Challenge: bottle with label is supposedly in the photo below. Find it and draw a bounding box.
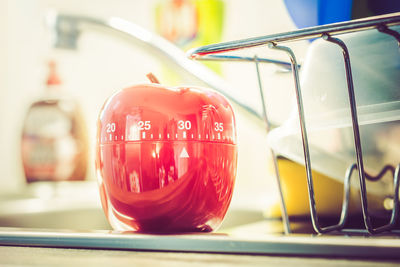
[21,61,88,183]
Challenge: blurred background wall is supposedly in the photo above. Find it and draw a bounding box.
[0,0,308,210]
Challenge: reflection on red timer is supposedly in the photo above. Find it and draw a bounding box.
[96,79,237,233]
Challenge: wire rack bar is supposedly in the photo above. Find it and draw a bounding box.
[188,12,400,58]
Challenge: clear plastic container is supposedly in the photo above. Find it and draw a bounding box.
[268,26,400,203]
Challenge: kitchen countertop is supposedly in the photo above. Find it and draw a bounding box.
[1,245,400,267]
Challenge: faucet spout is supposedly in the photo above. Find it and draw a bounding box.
[45,11,262,121]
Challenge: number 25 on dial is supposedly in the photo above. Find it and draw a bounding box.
[138,121,151,130]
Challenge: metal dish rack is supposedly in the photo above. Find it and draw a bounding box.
[188,12,400,236]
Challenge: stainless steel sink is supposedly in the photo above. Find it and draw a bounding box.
[2,181,399,259]
[0,181,108,230]
[0,181,265,231]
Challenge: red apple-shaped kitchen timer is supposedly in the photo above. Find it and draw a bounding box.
[96,74,237,233]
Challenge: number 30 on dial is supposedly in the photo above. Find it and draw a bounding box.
[178,120,191,130]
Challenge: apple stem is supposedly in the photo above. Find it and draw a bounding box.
[146,73,160,84]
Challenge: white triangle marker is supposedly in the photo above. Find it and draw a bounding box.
[179,147,189,158]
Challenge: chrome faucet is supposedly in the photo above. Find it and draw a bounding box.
[45,11,263,121]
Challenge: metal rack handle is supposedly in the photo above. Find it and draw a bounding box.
[269,42,351,234]
[323,33,400,234]
[253,56,291,234]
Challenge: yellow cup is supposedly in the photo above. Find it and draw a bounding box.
[267,158,386,219]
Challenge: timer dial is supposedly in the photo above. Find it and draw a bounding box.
[96,83,237,233]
